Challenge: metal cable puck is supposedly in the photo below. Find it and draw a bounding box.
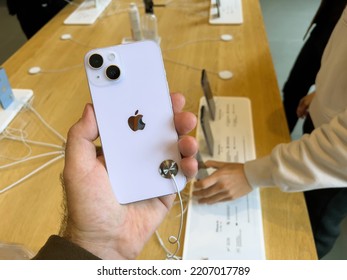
[159,160,178,178]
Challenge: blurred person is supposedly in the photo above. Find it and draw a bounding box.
[194,6,347,259]
[6,0,70,39]
[282,0,347,133]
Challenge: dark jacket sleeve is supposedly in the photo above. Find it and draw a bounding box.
[312,0,347,25]
[6,0,17,15]
[303,0,347,39]
[32,235,101,260]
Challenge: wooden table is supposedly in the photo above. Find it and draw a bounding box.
[0,0,316,259]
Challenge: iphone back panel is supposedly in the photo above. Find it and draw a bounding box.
[84,41,186,204]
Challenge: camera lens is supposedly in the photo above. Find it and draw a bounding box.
[106,65,121,80]
[89,53,103,69]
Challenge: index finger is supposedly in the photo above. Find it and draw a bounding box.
[194,172,219,190]
[170,93,185,113]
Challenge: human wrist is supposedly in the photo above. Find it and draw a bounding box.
[62,227,130,260]
[244,156,274,188]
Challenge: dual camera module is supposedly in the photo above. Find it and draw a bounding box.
[88,53,121,80]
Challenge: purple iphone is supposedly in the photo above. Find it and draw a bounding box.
[84,41,186,204]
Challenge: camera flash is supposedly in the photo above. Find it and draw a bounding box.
[107,53,116,61]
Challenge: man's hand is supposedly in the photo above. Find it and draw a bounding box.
[62,93,198,259]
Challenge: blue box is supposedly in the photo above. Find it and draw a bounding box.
[0,67,15,109]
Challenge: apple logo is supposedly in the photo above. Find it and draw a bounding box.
[128,110,146,131]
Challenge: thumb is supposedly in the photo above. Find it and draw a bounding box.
[75,103,99,142]
[64,104,99,176]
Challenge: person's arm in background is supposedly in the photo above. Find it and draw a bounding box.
[194,108,347,204]
[296,92,316,119]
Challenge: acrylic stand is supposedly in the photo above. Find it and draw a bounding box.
[0,89,33,134]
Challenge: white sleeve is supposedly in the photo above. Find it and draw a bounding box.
[244,108,347,192]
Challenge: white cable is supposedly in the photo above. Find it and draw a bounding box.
[0,151,64,169]
[164,56,233,80]
[0,154,64,194]
[100,7,130,19]
[163,56,219,76]
[70,38,94,48]
[2,127,63,150]
[167,173,184,257]
[3,135,64,150]
[165,0,208,17]
[0,128,32,160]
[61,34,96,48]
[29,64,83,75]
[164,38,222,52]
[155,231,181,260]
[164,56,204,72]
[25,104,66,144]
[155,173,184,260]
[0,102,66,194]
[172,191,190,217]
